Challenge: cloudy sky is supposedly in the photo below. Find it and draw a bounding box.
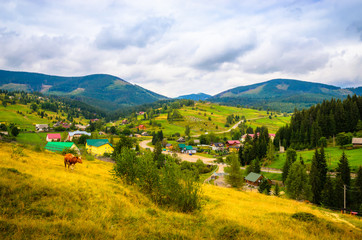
[1,0,362,97]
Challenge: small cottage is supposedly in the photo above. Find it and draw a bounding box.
[67,131,91,141]
[35,124,49,132]
[244,172,271,187]
[352,138,362,148]
[86,139,114,156]
[46,133,61,142]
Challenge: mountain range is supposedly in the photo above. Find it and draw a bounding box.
[1,69,361,112]
[209,79,360,112]
[0,70,167,111]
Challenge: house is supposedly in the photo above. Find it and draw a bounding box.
[99,131,106,135]
[185,145,197,154]
[45,142,79,154]
[141,131,150,136]
[86,139,114,156]
[352,138,362,148]
[67,131,91,141]
[46,133,61,142]
[228,145,240,153]
[176,137,185,142]
[244,172,271,187]
[0,131,9,136]
[137,111,145,115]
[166,143,173,150]
[35,124,49,132]
[211,142,224,151]
[226,140,240,148]
[90,119,99,123]
[194,139,200,144]
[178,143,186,151]
[121,119,128,125]
[241,133,276,142]
[75,124,88,131]
[138,125,146,130]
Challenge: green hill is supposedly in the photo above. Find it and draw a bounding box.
[210,79,358,112]
[176,93,211,101]
[1,143,361,239]
[0,70,168,111]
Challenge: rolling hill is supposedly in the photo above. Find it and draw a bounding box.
[1,142,361,239]
[176,93,211,101]
[210,79,359,112]
[0,70,168,111]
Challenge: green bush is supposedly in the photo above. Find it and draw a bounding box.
[113,148,202,212]
[291,212,317,222]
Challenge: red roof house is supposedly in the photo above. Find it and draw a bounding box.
[138,125,146,130]
[46,133,61,142]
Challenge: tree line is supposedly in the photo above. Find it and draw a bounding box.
[275,95,362,150]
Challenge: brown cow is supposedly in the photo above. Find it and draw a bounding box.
[64,153,82,170]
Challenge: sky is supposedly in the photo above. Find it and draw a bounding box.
[1,0,362,97]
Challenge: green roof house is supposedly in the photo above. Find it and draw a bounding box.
[45,142,79,153]
[244,172,271,186]
[86,139,114,156]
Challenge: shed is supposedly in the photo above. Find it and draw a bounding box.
[176,137,185,142]
[352,138,362,148]
[45,142,79,154]
[244,172,269,187]
[67,131,91,141]
[46,133,61,142]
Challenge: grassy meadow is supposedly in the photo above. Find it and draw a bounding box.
[268,147,362,172]
[115,102,291,136]
[0,102,88,131]
[1,142,361,239]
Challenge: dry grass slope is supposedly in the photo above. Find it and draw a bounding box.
[0,142,361,239]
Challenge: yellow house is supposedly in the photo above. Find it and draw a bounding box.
[86,139,114,156]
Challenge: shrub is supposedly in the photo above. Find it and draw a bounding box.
[291,212,317,222]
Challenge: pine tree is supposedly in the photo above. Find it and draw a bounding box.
[321,176,335,208]
[310,149,322,204]
[225,154,244,188]
[354,166,362,208]
[282,148,297,183]
[274,183,280,196]
[285,160,312,200]
[238,145,245,166]
[336,152,351,186]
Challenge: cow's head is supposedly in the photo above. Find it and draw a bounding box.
[77,156,83,164]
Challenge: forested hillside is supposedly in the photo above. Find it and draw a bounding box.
[275,95,362,149]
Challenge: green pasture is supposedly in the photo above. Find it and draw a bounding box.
[268,147,362,172]
[16,132,49,146]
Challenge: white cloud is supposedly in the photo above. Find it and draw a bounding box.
[0,0,362,97]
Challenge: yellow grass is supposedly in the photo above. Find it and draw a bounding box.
[1,142,361,239]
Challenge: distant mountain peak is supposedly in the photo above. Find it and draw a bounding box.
[176,93,211,101]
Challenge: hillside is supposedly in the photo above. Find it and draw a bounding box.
[1,143,361,239]
[176,93,211,101]
[210,79,358,112]
[0,70,168,111]
[115,102,291,136]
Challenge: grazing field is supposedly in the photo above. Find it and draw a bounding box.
[0,103,88,130]
[268,147,362,172]
[0,142,361,239]
[121,103,291,136]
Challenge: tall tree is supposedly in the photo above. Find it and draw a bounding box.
[282,148,297,183]
[309,148,327,204]
[285,160,312,200]
[336,152,351,187]
[225,153,244,188]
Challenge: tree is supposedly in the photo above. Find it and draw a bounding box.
[225,154,244,188]
[336,152,351,186]
[11,126,20,137]
[282,148,297,183]
[258,178,271,195]
[153,141,165,168]
[266,141,275,163]
[185,125,190,138]
[61,131,68,141]
[309,148,327,204]
[321,176,335,208]
[110,126,117,134]
[113,135,133,158]
[274,183,280,196]
[355,166,362,209]
[285,160,312,200]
